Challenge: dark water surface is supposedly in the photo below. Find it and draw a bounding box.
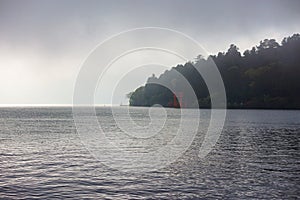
[0,107,299,199]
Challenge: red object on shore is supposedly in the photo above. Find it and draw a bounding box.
[173,92,183,108]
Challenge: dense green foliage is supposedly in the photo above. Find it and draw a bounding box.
[129,34,300,109]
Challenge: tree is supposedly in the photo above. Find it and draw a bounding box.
[257,39,279,51]
[129,33,300,109]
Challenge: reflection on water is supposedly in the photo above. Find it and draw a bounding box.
[0,107,299,199]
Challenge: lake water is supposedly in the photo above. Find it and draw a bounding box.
[0,107,299,199]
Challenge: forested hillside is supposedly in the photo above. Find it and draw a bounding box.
[129,34,300,109]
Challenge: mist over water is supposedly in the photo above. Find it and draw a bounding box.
[0,107,299,199]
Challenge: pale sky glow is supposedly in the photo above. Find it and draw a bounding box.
[0,0,299,105]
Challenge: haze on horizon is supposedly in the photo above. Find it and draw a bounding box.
[0,0,299,105]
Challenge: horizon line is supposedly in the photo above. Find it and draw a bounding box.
[0,104,129,107]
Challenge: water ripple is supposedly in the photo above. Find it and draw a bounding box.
[0,108,299,199]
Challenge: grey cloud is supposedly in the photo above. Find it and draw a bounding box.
[0,0,299,104]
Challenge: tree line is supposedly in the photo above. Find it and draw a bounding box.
[129,34,300,109]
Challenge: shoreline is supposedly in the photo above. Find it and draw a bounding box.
[0,104,299,110]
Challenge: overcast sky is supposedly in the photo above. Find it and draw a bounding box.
[0,0,299,105]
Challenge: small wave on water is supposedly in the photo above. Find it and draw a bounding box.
[0,107,299,199]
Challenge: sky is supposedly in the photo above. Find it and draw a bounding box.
[0,0,299,105]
